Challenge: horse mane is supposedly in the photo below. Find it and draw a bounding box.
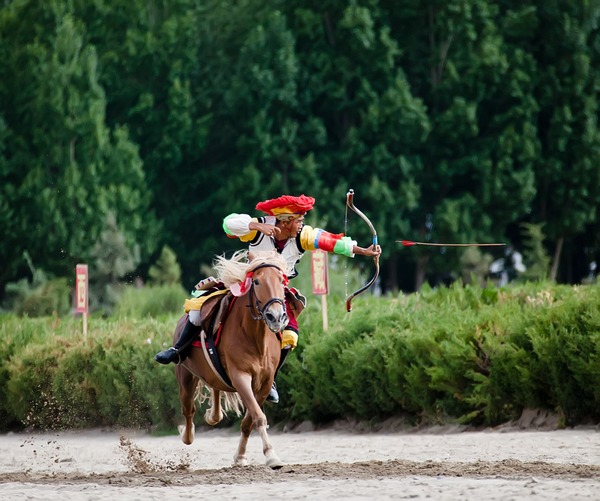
[213,250,289,287]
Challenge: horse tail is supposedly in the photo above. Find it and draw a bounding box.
[193,381,209,406]
[193,384,245,417]
[222,392,245,417]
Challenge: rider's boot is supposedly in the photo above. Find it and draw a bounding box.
[154,317,200,365]
[267,347,291,404]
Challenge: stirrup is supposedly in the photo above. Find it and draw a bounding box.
[154,347,180,365]
[266,382,279,404]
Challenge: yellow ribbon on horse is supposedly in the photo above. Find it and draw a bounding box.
[184,288,229,313]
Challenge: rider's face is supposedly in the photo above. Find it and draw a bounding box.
[287,216,304,237]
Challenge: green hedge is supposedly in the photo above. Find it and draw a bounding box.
[272,282,600,427]
[1,281,599,432]
[0,315,182,431]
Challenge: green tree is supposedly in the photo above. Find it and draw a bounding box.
[194,4,324,257]
[388,0,538,290]
[71,0,228,284]
[519,222,550,281]
[278,1,430,292]
[148,246,182,286]
[522,1,600,281]
[90,212,140,311]
[3,0,600,295]
[0,1,159,298]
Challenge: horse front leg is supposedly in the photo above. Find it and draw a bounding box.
[204,388,224,426]
[176,365,198,445]
[231,373,283,469]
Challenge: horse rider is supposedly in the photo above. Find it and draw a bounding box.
[155,194,381,404]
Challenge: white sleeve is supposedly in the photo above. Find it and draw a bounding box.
[223,213,254,237]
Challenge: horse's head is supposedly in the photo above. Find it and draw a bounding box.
[247,252,289,333]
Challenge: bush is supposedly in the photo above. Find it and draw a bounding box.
[6,277,72,317]
[1,282,599,432]
[1,315,182,432]
[113,284,188,319]
[0,316,51,429]
[278,282,600,428]
[528,288,600,424]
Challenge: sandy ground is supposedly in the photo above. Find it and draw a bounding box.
[1,424,599,500]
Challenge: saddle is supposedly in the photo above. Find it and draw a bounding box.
[286,287,306,316]
[184,276,230,339]
[185,281,235,388]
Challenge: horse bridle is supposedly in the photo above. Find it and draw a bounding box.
[246,264,287,325]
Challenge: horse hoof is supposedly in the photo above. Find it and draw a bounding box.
[266,455,284,469]
[233,457,248,467]
[205,410,224,426]
[178,424,195,445]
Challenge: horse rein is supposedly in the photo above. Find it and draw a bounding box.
[246,264,287,326]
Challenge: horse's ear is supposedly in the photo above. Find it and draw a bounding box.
[248,251,256,262]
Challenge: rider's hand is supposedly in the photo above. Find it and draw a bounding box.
[250,221,281,238]
[367,244,382,257]
[353,244,382,257]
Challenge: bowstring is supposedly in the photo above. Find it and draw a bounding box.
[344,199,349,300]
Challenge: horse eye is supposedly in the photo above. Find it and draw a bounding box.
[253,278,260,286]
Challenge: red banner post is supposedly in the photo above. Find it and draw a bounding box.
[75,264,89,339]
[311,250,329,331]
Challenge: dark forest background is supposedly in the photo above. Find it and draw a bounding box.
[2,0,600,306]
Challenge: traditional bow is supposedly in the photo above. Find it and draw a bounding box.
[345,189,379,312]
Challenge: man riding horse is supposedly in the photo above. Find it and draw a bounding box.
[155,194,381,403]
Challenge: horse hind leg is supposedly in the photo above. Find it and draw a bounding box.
[204,388,224,426]
[177,365,198,445]
[233,410,251,466]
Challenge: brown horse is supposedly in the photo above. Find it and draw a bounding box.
[173,250,289,468]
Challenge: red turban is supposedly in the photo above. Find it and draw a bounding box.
[255,195,315,219]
